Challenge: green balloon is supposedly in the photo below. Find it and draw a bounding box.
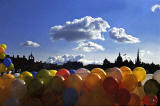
[27,78,44,97]
[144,79,159,96]
[36,69,52,86]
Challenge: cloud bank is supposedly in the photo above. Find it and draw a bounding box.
[108,27,140,43]
[151,4,160,12]
[73,41,105,52]
[46,54,102,65]
[50,16,110,42]
[22,41,40,47]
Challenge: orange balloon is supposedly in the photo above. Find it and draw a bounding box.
[128,93,142,106]
[131,84,145,99]
[121,74,138,92]
[66,74,83,95]
[120,66,132,78]
[91,68,106,81]
[0,47,5,54]
[84,73,101,91]
[2,74,15,89]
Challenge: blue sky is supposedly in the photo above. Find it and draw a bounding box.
[0,0,160,64]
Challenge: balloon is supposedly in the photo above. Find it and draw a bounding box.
[27,78,44,98]
[2,74,15,89]
[49,70,57,77]
[0,63,7,73]
[0,53,6,59]
[14,73,20,78]
[84,73,101,91]
[103,77,119,99]
[144,79,159,96]
[3,58,12,67]
[50,75,65,95]
[31,71,37,77]
[153,70,160,84]
[0,47,5,54]
[56,68,70,80]
[19,71,33,85]
[69,69,76,75]
[106,67,122,83]
[131,83,145,99]
[62,88,78,106]
[0,44,7,50]
[142,96,158,106]
[10,79,27,99]
[40,90,57,106]
[133,67,146,82]
[117,88,131,105]
[121,74,138,92]
[3,98,20,106]
[128,93,142,106]
[75,68,90,81]
[141,74,153,86]
[66,74,83,95]
[91,68,106,81]
[36,69,52,86]
[120,66,132,78]
[7,63,14,71]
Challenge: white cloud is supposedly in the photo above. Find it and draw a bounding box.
[46,54,84,65]
[46,54,102,65]
[50,16,110,42]
[140,50,152,57]
[22,41,40,47]
[108,27,140,43]
[73,41,105,52]
[151,4,160,12]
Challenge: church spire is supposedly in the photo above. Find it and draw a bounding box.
[135,48,141,65]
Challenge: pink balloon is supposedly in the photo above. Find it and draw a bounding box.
[56,68,71,80]
[107,67,122,83]
[75,68,90,81]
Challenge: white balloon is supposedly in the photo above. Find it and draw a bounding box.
[153,70,160,84]
[3,98,20,106]
[14,73,20,78]
[141,74,153,86]
[10,79,27,99]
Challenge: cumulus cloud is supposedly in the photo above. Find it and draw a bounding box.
[50,16,110,42]
[73,41,105,52]
[46,54,102,65]
[22,41,40,47]
[108,27,140,43]
[151,4,160,12]
[46,54,84,65]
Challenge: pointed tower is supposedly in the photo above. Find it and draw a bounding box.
[135,49,141,65]
[28,52,35,62]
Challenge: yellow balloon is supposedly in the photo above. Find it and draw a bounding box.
[7,63,14,71]
[91,68,106,81]
[120,66,132,78]
[0,53,6,59]
[133,67,146,82]
[0,64,8,73]
[19,71,33,84]
[0,44,7,50]
[49,70,57,77]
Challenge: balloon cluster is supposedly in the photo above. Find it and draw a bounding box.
[0,66,160,106]
[0,44,14,73]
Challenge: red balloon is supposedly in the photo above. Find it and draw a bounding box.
[117,88,131,105]
[142,96,158,106]
[103,77,119,99]
[56,68,71,80]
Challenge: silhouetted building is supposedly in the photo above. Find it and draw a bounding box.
[135,49,141,66]
[115,52,123,67]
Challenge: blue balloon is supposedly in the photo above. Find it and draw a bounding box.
[31,71,37,77]
[3,58,12,67]
[69,69,75,75]
[62,88,78,106]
